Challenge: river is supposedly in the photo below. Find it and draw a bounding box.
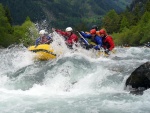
[0,34,150,113]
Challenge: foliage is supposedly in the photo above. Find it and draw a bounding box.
[138,11,150,44]
[0,0,131,29]
[4,5,12,25]
[113,10,150,46]
[112,27,131,46]
[0,0,150,47]
[120,16,129,32]
[0,4,14,47]
[145,0,150,12]
[0,3,38,48]
[13,17,38,47]
[111,0,150,46]
[102,10,120,34]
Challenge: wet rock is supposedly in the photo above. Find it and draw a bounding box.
[125,62,150,95]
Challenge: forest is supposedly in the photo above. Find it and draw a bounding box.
[0,0,131,28]
[0,0,150,47]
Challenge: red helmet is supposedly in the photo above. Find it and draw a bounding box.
[99,29,106,35]
[90,29,96,34]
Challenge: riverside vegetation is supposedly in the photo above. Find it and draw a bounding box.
[0,0,150,48]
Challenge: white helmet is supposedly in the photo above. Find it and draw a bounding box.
[39,30,48,35]
[65,27,73,32]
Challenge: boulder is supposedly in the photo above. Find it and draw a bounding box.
[125,62,150,95]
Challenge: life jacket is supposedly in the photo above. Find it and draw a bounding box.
[91,36,96,44]
[102,35,115,51]
[85,31,100,36]
[66,32,78,44]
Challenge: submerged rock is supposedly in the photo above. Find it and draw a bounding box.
[125,62,150,95]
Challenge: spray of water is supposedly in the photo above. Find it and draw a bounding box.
[0,31,150,113]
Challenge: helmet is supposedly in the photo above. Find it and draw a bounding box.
[99,29,106,35]
[65,27,73,32]
[90,29,96,34]
[39,30,47,35]
[92,25,98,31]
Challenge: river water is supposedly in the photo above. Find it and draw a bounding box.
[0,34,150,113]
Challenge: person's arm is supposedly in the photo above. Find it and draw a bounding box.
[80,31,92,39]
[93,36,103,50]
[107,36,115,51]
[35,37,40,46]
[66,34,78,44]
[55,29,68,36]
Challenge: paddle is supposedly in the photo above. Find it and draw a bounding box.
[76,31,90,45]
[77,31,110,57]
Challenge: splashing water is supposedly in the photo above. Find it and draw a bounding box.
[0,33,150,113]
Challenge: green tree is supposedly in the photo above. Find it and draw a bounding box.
[145,0,150,12]
[4,6,13,26]
[102,10,120,34]
[120,16,129,32]
[128,25,141,46]
[0,4,14,47]
[132,4,141,25]
[13,17,38,47]
[110,0,150,46]
[20,17,38,46]
[138,11,150,44]
[112,27,131,46]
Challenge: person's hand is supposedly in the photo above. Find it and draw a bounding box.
[34,45,38,48]
[76,31,79,33]
[86,44,93,50]
[93,45,100,50]
[105,49,110,55]
[52,28,56,32]
[65,41,71,46]
[85,31,89,34]
[80,31,84,33]
[65,41,68,44]
[76,31,84,34]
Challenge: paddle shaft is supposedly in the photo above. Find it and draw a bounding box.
[77,31,90,45]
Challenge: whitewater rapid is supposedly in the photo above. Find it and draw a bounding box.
[0,34,150,113]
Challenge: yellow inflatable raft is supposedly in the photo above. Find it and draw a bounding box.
[28,44,56,60]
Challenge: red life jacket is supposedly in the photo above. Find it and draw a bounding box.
[102,35,115,51]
